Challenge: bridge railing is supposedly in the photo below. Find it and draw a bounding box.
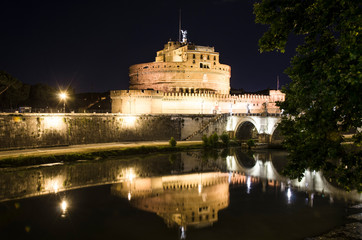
[229,113,282,117]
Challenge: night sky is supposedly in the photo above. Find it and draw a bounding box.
[1,0,299,93]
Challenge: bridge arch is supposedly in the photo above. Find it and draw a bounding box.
[225,115,282,144]
[234,118,259,141]
[270,124,284,144]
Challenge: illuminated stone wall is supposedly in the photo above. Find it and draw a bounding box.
[111,89,285,114]
[0,113,221,150]
[129,41,231,94]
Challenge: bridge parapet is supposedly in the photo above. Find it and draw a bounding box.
[230,113,282,117]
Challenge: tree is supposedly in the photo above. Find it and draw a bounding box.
[0,71,29,109]
[254,0,361,191]
[27,83,58,108]
[220,132,230,146]
[202,134,209,147]
[209,133,219,147]
[0,71,22,95]
[169,137,177,147]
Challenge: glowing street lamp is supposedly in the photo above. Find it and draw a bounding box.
[59,91,68,113]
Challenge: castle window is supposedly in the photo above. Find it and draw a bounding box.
[214,56,216,60]
[193,54,195,59]
[214,62,216,65]
[200,63,203,68]
[193,60,195,64]
[200,54,203,59]
[207,55,210,60]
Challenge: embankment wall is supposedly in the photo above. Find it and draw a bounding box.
[0,113,220,150]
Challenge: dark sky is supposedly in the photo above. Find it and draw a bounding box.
[1,0,299,93]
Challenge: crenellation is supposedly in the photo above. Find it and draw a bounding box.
[111,39,284,114]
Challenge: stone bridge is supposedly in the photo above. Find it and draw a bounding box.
[224,113,283,143]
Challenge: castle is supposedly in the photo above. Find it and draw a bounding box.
[111,36,284,114]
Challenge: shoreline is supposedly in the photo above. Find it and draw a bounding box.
[0,141,216,168]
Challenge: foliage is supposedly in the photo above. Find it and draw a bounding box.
[254,0,361,191]
[0,71,22,94]
[202,133,221,148]
[202,134,209,147]
[220,132,230,146]
[246,139,255,149]
[209,133,219,147]
[169,137,177,147]
[0,144,205,168]
[27,83,59,108]
[0,71,29,108]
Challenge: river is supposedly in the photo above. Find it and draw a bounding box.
[0,148,360,239]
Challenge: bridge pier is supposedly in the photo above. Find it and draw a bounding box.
[258,133,271,144]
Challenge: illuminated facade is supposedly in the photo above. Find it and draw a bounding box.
[111,172,229,229]
[130,41,230,94]
[111,39,285,114]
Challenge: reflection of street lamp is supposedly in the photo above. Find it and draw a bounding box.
[59,92,68,113]
[60,199,68,218]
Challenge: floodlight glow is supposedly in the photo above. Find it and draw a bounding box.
[126,168,135,182]
[53,182,59,193]
[124,116,137,127]
[44,116,64,129]
[59,92,67,100]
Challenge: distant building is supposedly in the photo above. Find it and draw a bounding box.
[111,39,284,114]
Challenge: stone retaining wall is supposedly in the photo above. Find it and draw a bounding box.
[0,113,219,150]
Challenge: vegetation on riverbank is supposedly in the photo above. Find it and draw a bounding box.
[0,144,205,168]
[0,133,243,168]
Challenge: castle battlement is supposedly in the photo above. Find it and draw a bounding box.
[111,39,285,114]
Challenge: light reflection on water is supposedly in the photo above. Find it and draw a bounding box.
[0,149,361,239]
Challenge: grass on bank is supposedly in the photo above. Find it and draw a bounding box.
[0,133,244,168]
[0,144,208,168]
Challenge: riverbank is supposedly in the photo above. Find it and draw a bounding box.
[305,204,362,240]
[0,141,204,167]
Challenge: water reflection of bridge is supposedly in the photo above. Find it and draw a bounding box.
[228,151,361,204]
[0,150,360,206]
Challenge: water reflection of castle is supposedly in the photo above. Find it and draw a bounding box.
[0,151,360,206]
[111,172,229,229]
[110,151,361,232]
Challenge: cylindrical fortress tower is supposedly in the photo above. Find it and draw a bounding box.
[129,41,231,94]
